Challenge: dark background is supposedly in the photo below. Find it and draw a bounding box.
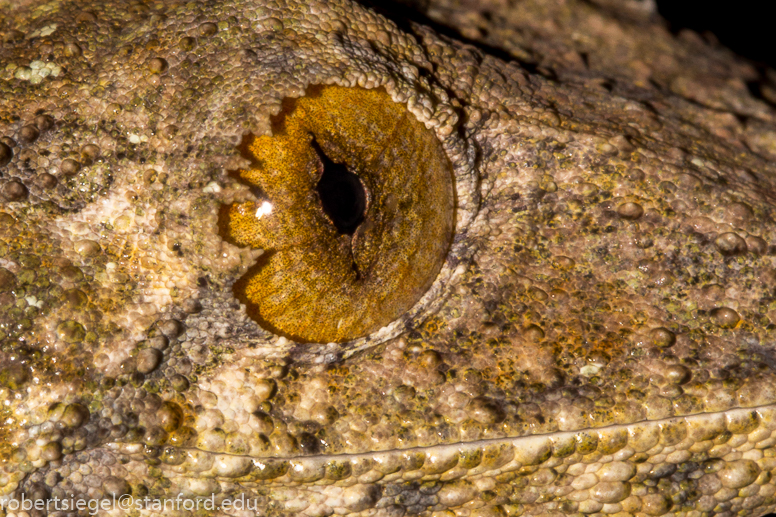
[656,0,776,69]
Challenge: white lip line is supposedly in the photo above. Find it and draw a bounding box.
[109,404,772,464]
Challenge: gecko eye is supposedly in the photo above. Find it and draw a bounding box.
[221,85,454,344]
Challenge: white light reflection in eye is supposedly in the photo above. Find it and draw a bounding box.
[255,201,273,220]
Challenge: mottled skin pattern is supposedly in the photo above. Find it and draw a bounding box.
[3,0,776,516]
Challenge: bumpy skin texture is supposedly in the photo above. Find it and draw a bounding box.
[3,0,776,516]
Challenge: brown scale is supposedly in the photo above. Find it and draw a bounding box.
[222,86,454,343]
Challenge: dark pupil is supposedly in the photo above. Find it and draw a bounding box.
[313,140,367,235]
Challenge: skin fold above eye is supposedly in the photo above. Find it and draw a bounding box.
[222,85,455,344]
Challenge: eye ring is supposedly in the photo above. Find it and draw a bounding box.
[221,85,456,344]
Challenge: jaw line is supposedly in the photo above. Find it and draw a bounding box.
[102,404,774,485]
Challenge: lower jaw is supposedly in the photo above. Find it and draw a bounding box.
[84,404,776,514]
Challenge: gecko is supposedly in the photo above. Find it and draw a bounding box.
[2,0,776,515]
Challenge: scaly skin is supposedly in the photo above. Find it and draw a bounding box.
[2,0,776,516]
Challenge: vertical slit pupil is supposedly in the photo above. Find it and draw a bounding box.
[312,139,367,235]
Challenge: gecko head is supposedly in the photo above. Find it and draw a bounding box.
[220,86,455,344]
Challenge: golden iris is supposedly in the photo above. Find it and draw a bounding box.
[223,86,454,343]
